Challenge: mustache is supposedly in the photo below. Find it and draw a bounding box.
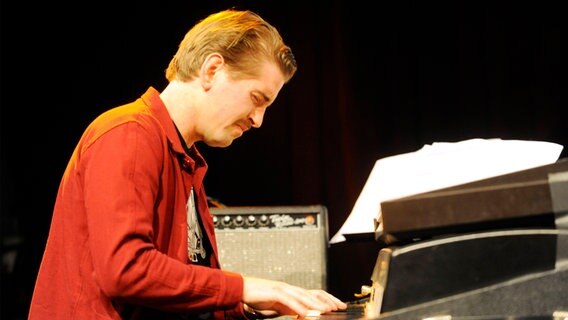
[236,120,252,132]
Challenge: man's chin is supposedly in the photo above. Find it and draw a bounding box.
[206,139,234,148]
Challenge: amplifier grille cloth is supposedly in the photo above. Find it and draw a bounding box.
[212,205,328,290]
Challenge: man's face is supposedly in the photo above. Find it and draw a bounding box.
[199,61,286,147]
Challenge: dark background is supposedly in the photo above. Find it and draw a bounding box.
[1,1,566,319]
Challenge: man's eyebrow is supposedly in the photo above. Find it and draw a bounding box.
[256,91,271,103]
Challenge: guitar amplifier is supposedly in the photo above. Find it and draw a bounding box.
[210,205,329,290]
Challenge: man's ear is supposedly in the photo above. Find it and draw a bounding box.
[200,53,224,90]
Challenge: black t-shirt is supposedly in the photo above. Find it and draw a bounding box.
[175,125,212,267]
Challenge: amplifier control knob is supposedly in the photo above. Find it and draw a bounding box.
[259,215,269,226]
[246,215,256,226]
[222,215,232,227]
[213,216,219,227]
[234,215,244,226]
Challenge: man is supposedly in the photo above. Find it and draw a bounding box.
[29,9,346,320]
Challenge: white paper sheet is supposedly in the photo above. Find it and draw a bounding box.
[330,138,564,244]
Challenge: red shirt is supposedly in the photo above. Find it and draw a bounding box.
[29,87,246,319]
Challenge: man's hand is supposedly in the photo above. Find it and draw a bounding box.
[242,276,347,318]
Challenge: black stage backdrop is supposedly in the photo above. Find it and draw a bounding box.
[1,1,566,319]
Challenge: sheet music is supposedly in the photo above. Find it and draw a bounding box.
[330,138,564,244]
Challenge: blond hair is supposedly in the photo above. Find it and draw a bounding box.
[165,9,297,83]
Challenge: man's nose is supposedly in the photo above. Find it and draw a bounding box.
[248,108,266,128]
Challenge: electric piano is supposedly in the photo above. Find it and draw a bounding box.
[338,159,568,319]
